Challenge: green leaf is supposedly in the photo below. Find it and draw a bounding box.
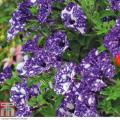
[5,72,21,86]
[28,97,38,107]
[37,94,49,105]
[39,105,56,117]
[99,79,120,116]
[54,95,63,110]
[0,85,10,91]
[99,10,115,18]
[98,45,107,53]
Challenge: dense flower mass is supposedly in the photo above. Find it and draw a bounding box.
[61,2,87,34]
[79,49,115,79]
[57,83,78,117]
[109,0,120,11]
[10,79,40,117]
[7,0,65,40]
[57,80,99,117]
[56,49,115,117]
[21,49,60,77]
[17,31,68,77]
[5,0,118,117]
[74,92,98,117]
[104,17,120,58]
[0,67,12,84]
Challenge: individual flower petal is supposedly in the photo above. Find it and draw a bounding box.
[109,0,120,11]
[37,0,53,23]
[0,67,12,84]
[22,35,40,53]
[29,83,41,97]
[16,105,32,117]
[61,2,87,34]
[45,31,69,55]
[54,62,77,95]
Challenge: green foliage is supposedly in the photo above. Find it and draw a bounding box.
[28,70,63,116]
[29,90,63,117]
[0,72,21,92]
[99,79,120,116]
[80,0,115,35]
[98,45,107,53]
[27,69,55,87]
[0,71,21,101]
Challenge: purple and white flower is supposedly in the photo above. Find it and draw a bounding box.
[61,2,87,34]
[104,17,120,57]
[0,67,12,84]
[109,0,120,11]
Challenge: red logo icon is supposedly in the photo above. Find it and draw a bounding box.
[0,102,15,117]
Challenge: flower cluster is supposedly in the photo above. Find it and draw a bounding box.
[7,1,33,40]
[57,83,98,117]
[10,79,40,117]
[61,2,87,34]
[45,31,69,55]
[7,0,64,40]
[109,0,120,11]
[104,17,120,66]
[0,67,12,84]
[7,0,117,117]
[56,49,115,117]
[17,31,69,77]
[79,49,115,80]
